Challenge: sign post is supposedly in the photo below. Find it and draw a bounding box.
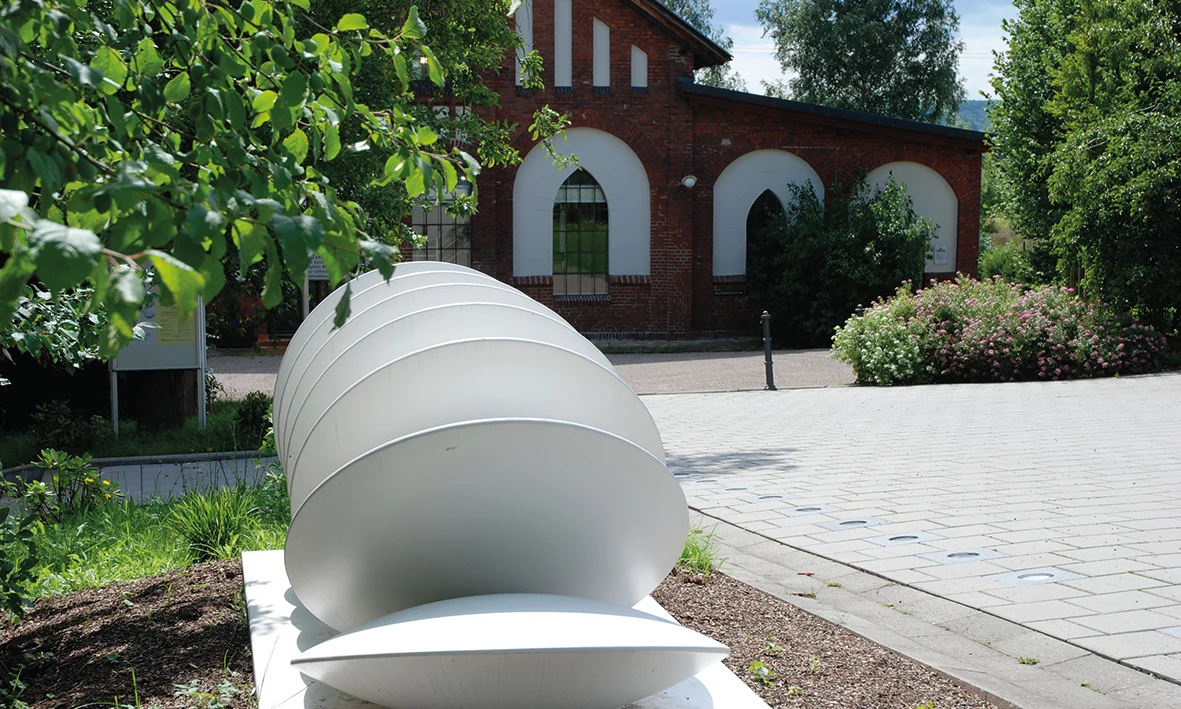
[110,297,207,434]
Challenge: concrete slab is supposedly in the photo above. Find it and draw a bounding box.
[242,550,769,709]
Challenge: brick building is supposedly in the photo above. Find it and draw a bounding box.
[411,0,987,338]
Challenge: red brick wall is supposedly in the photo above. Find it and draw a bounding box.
[468,0,984,338]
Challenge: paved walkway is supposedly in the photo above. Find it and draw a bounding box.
[644,373,1181,689]
[208,348,854,399]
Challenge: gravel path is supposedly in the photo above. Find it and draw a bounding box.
[207,348,855,400]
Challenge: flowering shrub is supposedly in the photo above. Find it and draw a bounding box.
[6,449,123,523]
[833,276,1168,386]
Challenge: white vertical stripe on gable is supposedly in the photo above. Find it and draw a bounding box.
[554,0,573,87]
[514,0,533,87]
[593,19,610,87]
[631,45,648,88]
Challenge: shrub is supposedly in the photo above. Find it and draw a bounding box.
[233,392,272,450]
[28,401,109,456]
[833,276,1168,385]
[171,482,261,562]
[0,506,38,619]
[9,449,122,523]
[748,177,934,347]
[979,242,1034,284]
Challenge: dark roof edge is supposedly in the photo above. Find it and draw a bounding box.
[678,78,988,143]
[624,0,732,68]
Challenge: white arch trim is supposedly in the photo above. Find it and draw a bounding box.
[713,149,824,276]
[867,161,958,274]
[514,127,651,277]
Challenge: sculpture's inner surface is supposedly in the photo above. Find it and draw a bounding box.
[273,263,728,709]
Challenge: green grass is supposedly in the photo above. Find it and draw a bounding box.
[17,470,289,600]
[680,526,723,575]
[0,401,260,469]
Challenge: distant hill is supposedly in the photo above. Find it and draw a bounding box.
[958,100,992,132]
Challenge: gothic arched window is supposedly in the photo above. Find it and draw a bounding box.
[553,170,608,295]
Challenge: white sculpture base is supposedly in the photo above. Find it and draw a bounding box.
[243,550,770,709]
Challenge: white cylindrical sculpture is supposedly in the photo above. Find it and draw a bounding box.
[292,594,729,709]
[273,264,503,458]
[287,337,664,513]
[275,262,725,709]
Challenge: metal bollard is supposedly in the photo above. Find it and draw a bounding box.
[761,311,776,391]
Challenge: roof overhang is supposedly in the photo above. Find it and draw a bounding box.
[622,0,732,69]
[679,78,989,147]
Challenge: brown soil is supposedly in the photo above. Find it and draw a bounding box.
[653,569,999,709]
[1,563,1000,709]
[0,561,252,709]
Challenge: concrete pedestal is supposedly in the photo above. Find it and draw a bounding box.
[243,550,769,708]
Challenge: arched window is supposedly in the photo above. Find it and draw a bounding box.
[553,170,608,295]
[747,190,784,241]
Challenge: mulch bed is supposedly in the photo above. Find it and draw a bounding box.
[0,562,999,709]
[653,569,999,709]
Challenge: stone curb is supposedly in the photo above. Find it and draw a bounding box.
[2,450,269,480]
[694,511,1181,709]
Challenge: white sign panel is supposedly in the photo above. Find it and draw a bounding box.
[113,298,205,372]
[307,254,330,281]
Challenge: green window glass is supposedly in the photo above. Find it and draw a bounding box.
[553,170,608,295]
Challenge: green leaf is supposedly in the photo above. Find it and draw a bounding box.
[0,250,36,331]
[422,45,444,86]
[164,71,192,103]
[324,122,341,161]
[91,47,128,94]
[147,250,206,317]
[289,0,309,10]
[29,221,102,294]
[416,126,438,146]
[440,160,458,192]
[252,90,277,112]
[62,56,103,88]
[232,220,266,271]
[360,239,397,279]
[0,190,28,222]
[283,129,309,162]
[332,280,352,328]
[273,214,323,279]
[135,38,165,77]
[26,149,63,194]
[401,6,427,39]
[405,168,426,198]
[393,53,409,90]
[336,13,368,31]
[100,265,145,358]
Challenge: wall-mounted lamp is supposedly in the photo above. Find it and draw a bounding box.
[680,175,698,190]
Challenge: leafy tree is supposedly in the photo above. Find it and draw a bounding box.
[660,0,747,91]
[0,0,565,364]
[755,0,965,122]
[991,0,1181,333]
[747,177,934,347]
[987,0,1076,247]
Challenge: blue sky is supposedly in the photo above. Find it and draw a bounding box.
[714,1,1016,97]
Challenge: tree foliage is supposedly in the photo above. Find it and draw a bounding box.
[659,0,746,91]
[0,0,564,364]
[990,0,1181,334]
[755,0,965,122]
[747,177,934,347]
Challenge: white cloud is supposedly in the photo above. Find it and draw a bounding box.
[723,23,789,94]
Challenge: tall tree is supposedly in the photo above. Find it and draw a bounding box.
[987,0,1076,248]
[660,0,747,91]
[1043,0,1181,333]
[755,0,965,122]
